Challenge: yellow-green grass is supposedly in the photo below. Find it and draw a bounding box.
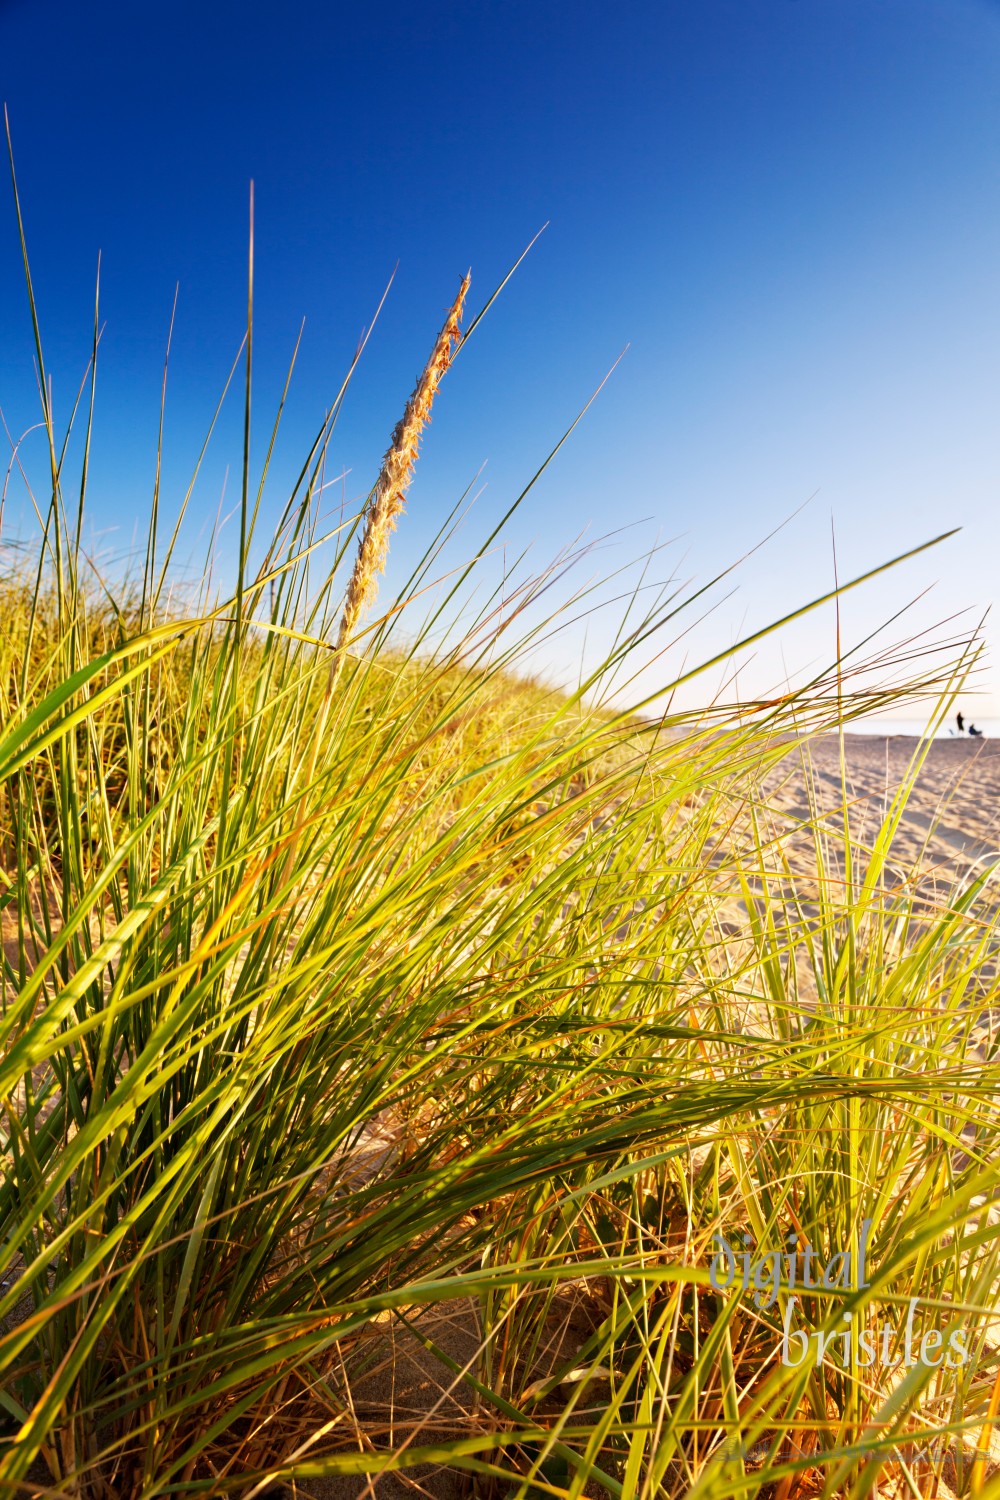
[2,133,999,1500]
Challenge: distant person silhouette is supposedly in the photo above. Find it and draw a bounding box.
[957,711,965,733]
[969,723,984,737]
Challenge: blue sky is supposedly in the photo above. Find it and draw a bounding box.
[2,0,999,719]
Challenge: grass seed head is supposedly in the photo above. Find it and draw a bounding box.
[335,271,471,656]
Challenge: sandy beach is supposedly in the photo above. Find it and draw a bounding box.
[761,733,1000,886]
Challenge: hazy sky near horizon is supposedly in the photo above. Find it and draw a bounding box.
[2,0,999,719]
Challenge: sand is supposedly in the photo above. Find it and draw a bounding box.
[765,733,1000,876]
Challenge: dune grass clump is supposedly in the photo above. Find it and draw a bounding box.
[2,141,1000,1500]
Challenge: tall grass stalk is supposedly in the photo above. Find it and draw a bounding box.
[278,272,470,898]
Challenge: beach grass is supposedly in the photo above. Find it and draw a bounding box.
[2,143,1000,1500]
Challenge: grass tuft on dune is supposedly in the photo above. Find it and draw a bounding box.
[2,143,1000,1500]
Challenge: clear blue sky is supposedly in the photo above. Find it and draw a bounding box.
[2,0,999,719]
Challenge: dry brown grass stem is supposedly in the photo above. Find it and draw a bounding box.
[278,274,470,896]
[334,271,470,663]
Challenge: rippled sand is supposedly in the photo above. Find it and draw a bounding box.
[760,734,1000,886]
